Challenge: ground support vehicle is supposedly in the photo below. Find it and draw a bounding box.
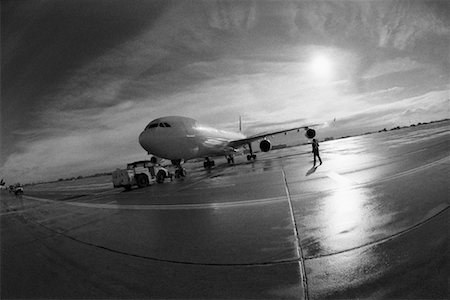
[8,183,23,195]
[112,160,172,190]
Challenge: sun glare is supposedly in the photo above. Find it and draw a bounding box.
[310,54,333,79]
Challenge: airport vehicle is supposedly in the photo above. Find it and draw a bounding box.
[8,183,23,195]
[139,116,320,172]
[0,179,7,190]
[112,160,172,190]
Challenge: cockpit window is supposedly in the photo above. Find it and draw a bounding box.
[146,123,158,130]
[145,121,171,130]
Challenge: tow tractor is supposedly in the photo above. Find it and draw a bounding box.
[112,160,172,190]
[8,183,23,195]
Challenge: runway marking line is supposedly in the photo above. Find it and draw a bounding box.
[297,155,450,195]
[0,200,64,216]
[23,194,287,210]
[326,171,358,185]
[373,155,449,184]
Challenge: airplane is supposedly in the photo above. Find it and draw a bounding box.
[138,116,320,176]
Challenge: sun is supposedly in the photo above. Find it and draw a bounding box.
[310,54,333,79]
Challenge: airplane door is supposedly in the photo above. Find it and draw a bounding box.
[183,119,200,157]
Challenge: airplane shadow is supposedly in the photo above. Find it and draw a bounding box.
[306,165,319,176]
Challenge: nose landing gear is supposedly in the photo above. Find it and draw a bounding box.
[171,159,186,178]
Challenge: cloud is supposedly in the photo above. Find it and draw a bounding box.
[293,0,449,90]
[363,57,423,79]
[332,90,449,131]
[2,100,151,183]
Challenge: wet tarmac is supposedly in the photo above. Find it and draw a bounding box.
[1,121,449,299]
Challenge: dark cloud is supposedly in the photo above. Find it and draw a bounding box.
[1,0,168,160]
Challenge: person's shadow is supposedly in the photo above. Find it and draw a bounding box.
[306,165,318,176]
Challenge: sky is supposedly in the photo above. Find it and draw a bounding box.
[1,0,449,184]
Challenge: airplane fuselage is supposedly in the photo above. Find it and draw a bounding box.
[139,116,245,161]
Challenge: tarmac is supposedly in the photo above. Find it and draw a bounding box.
[1,121,448,299]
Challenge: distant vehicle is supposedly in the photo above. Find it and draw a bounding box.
[139,116,321,175]
[112,160,172,190]
[0,179,7,190]
[8,183,23,195]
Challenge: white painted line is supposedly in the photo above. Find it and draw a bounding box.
[104,201,118,205]
[376,156,449,183]
[36,212,75,223]
[1,209,28,216]
[0,203,56,216]
[23,195,286,210]
[326,171,357,185]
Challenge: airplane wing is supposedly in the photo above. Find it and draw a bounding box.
[227,123,323,148]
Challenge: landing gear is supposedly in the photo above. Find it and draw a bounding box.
[171,159,186,178]
[246,143,257,161]
[247,154,257,161]
[203,157,215,169]
[226,155,235,164]
[175,168,186,178]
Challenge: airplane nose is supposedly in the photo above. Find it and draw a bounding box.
[139,130,150,152]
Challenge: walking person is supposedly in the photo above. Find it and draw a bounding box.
[312,139,322,166]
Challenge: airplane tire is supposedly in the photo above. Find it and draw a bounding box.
[136,174,149,188]
[175,168,186,177]
[156,170,165,183]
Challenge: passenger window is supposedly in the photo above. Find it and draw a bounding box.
[163,123,171,127]
[159,123,165,127]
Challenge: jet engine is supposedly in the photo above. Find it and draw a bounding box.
[259,139,272,152]
[305,128,316,139]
